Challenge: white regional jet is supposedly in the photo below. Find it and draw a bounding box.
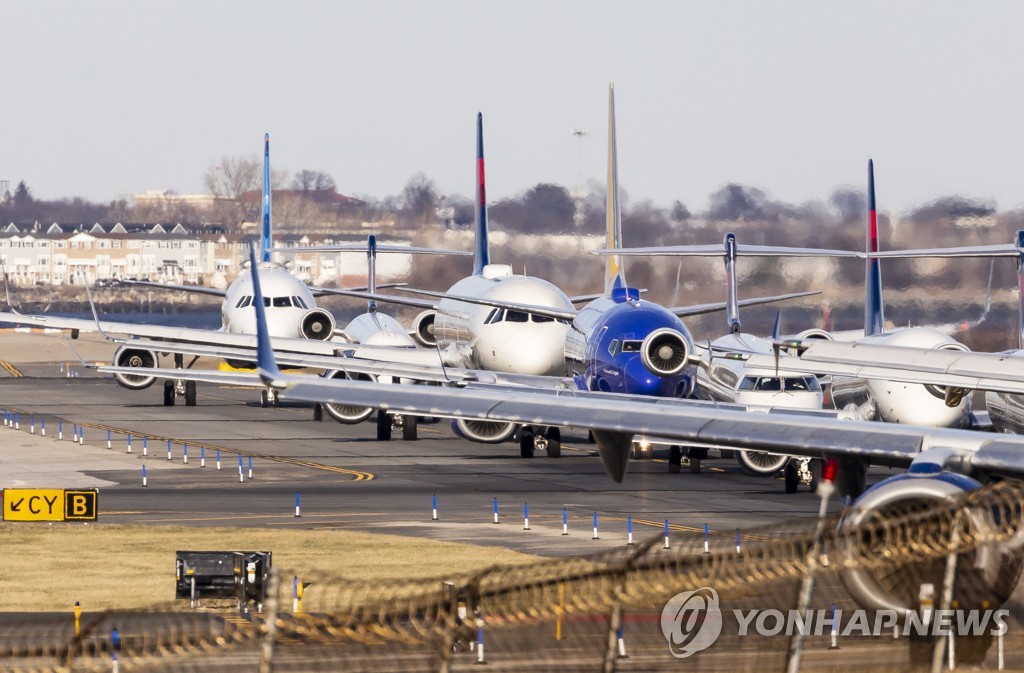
[0,134,468,408]
[107,241,1024,621]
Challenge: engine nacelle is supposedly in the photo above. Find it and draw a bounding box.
[923,342,972,405]
[451,418,518,444]
[320,370,374,424]
[640,328,690,376]
[300,309,336,341]
[411,310,437,347]
[793,328,834,341]
[839,470,1023,617]
[112,345,159,390]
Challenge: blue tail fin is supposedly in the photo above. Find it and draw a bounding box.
[724,232,740,333]
[472,113,490,276]
[864,159,885,336]
[260,133,272,263]
[250,243,280,382]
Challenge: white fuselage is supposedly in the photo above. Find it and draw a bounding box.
[698,333,824,410]
[222,262,322,338]
[433,264,572,376]
[835,327,972,427]
[345,311,417,347]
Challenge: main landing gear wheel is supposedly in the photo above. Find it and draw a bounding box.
[669,446,682,473]
[260,389,278,408]
[544,427,561,458]
[402,415,418,441]
[184,380,197,407]
[784,461,799,494]
[313,404,324,421]
[519,426,535,458]
[163,380,175,406]
[376,412,392,441]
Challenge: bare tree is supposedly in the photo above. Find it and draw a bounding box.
[400,173,439,224]
[202,156,262,198]
[291,170,337,192]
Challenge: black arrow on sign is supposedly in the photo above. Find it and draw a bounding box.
[9,498,24,512]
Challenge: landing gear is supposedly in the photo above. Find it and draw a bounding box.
[544,427,561,458]
[669,446,682,473]
[260,389,278,408]
[519,426,535,458]
[688,447,707,474]
[376,412,392,441]
[402,415,418,441]
[784,461,799,494]
[184,380,197,407]
[313,404,324,421]
[163,380,175,406]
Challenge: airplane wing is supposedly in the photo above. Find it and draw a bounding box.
[670,290,821,317]
[592,244,863,258]
[314,288,439,310]
[117,280,228,297]
[746,340,1024,396]
[322,287,579,322]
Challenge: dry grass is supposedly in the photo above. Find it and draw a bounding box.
[0,523,536,611]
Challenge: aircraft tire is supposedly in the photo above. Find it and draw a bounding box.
[519,426,535,458]
[163,380,175,406]
[260,390,270,409]
[689,457,701,474]
[402,415,418,441]
[376,413,392,441]
[184,381,197,407]
[313,404,323,421]
[544,427,561,458]
[668,446,682,473]
[784,461,799,494]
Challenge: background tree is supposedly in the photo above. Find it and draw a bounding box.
[13,181,33,206]
[291,170,337,192]
[399,173,439,225]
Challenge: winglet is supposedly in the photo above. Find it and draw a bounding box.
[366,234,378,313]
[472,113,490,276]
[724,232,740,333]
[260,133,273,263]
[250,243,281,383]
[864,159,885,336]
[771,310,782,341]
[605,84,625,293]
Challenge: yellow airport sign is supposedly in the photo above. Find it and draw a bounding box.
[2,488,98,522]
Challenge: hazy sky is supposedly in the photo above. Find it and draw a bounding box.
[4,1,1023,215]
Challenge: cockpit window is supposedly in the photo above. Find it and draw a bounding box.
[273,296,291,307]
[506,310,529,323]
[608,339,619,356]
[739,376,756,391]
[755,377,782,392]
[533,314,554,323]
[236,296,252,309]
[622,340,642,353]
[292,296,308,309]
[785,376,821,392]
[485,308,503,324]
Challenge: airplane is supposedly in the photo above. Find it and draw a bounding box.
[105,240,1024,621]
[319,87,820,460]
[0,134,467,409]
[635,160,985,431]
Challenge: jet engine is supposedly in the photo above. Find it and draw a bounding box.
[451,418,518,444]
[640,328,690,376]
[111,345,159,390]
[300,309,336,341]
[923,342,972,406]
[411,310,437,347]
[736,450,789,476]
[839,470,1023,617]
[792,328,834,341]
[320,370,374,423]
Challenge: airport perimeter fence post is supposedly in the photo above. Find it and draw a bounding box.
[562,507,568,536]
[74,600,81,637]
[432,494,438,521]
[257,569,281,673]
[474,610,487,665]
[593,512,599,540]
[821,540,829,566]
[111,627,120,673]
[523,502,530,530]
[932,511,963,673]
[829,603,839,649]
[555,582,566,640]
